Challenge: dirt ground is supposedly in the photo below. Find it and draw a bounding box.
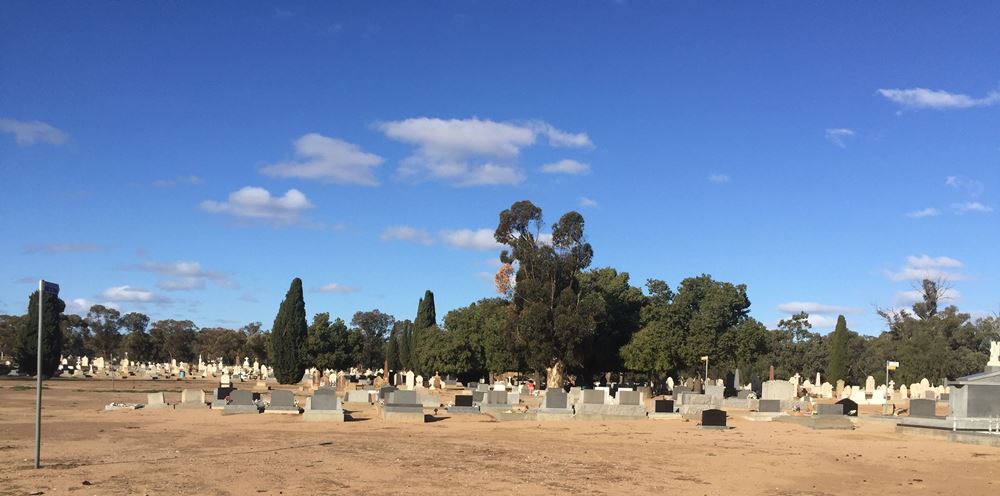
[0,377,996,496]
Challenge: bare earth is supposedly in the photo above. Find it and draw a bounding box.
[0,378,996,496]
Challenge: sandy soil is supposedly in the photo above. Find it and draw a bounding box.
[0,377,996,496]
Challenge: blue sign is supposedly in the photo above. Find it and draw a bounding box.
[42,281,59,296]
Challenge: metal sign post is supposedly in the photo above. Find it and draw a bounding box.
[35,279,59,469]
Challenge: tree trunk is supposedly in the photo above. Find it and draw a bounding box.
[546,360,565,390]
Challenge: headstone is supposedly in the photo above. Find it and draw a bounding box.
[146,392,168,408]
[389,390,419,405]
[618,390,641,406]
[223,390,258,414]
[267,390,299,413]
[723,371,736,398]
[704,384,724,400]
[768,365,775,381]
[758,399,781,413]
[310,388,341,410]
[486,390,509,405]
[654,400,674,413]
[180,388,205,406]
[472,391,486,404]
[736,390,751,400]
[701,409,727,428]
[835,398,859,416]
[543,390,569,409]
[582,389,605,405]
[455,395,474,407]
[816,403,844,416]
[865,376,876,394]
[909,398,937,418]
[762,380,795,400]
[378,386,396,401]
[835,379,845,398]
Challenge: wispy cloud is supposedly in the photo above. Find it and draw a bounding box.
[776,301,862,315]
[23,243,104,254]
[200,187,313,223]
[896,288,960,305]
[952,201,994,214]
[378,117,590,186]
[260,133,384,186]
[877,87,1000,110]
[906,207,940,218]
[315,283,359,294]
[825,128,855,148]
[0,118,69,145]
[579,197,598,208]
[707,174,729,183]
[380,225,434,245]
[540,159,591,175]
[135,260,235,291]
[885,255,966,282]
[945,176,984,197]
[100,285,170,303]
[441,228,502,250]
[153,175,205,188]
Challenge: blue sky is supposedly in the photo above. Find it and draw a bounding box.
[1,2,998,334]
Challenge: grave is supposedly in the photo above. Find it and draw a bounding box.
[378,386,396,402]
[677,392,720,417]
[909,398,938,418]
[743,398,786,422]
[222,390,260,415]
[576,388,645,420]
[265,390,300,414]
[480,390,515,415]
[537,389,574,420]
[344,390,373,404]
[447,394,480,414]
[648,399,681,420]
[816,403,845,416]
[835,398,859,416]
[304,387,345,422]
[758,399,781,413]
[379,389,425,423]
[176,388,207,409]
[704,384,724,401]
[472,390,486,405]
[699,409,727,430]
[145,392,171,409]
[211,387,236,410]
[761,380,795,406]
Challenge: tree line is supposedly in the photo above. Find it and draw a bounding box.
[2,200,997,385]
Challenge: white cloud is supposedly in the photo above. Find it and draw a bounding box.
[804,314,838,328]
[441,228,502,250]
[579,197,598,208]
[877,87,1000,110]
[528,121,594,148]
[315,283,359,294]
[135,260,234,291]
[536,233,554,246]
[0,118,68,145]
[945,176,984,197]
[952,201,993,213]
[67,298,118,315]
[100,285,169,303]
[380,225,434,245]
[378,117,590,186]
[708,174,730,183]
[886,255,966,281]
[23,243,103,254]
[540,159,591,175]
[776,301,862,315]
[259,133,384,186]
[825,128,855,148]
[906,207,940,218]
[200,187,313,223]
[153,175,205,188]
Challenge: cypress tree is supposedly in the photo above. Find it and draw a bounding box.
[415,290,436,330]
[397,320,412,369]
[15,290,66,377]
[827,314,849,384]
[385,327,400,371]
[270,278,308,384]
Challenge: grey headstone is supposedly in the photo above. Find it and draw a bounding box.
[583,389,605,405]
[311,388,341,411]
[909,398,936,418]
[736,390,750,399]
[472,391,486,403]
[181,389,205,404]
[618,390,641,406]
[544,390,568,409]
[271,390,295,407]
[230,390,254,406]
[389,390,418,405]
[816,403,844,416]
[758,399,781,413]
[487,390,509,405]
